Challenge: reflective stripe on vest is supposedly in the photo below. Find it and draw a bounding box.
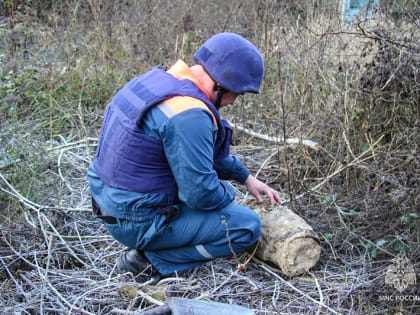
[158,96,217,126]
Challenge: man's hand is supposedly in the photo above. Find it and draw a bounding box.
[244,175,282,206]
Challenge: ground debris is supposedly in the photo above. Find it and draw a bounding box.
[1,140,415,314]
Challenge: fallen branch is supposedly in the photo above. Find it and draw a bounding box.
[261,265,338,314]
[0,172,90,213]
[231,123,321,151]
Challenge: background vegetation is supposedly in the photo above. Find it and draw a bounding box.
[0,0,418,314]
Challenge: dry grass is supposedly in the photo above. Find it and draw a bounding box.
[1,1,418,314]
[0,135,418,314]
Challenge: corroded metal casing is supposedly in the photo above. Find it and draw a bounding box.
[252,204,321,277]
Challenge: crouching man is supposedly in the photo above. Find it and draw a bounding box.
[88,32,281,282]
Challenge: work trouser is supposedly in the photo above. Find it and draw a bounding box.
[97,202,261,276]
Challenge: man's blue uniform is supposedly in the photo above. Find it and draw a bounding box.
[88,60,261,276]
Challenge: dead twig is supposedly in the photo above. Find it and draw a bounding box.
[260,265,338,315]
[231,123,321,151]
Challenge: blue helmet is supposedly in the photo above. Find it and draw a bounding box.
[194,33,264,94]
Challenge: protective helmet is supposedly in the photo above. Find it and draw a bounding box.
[194,32,264,94]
